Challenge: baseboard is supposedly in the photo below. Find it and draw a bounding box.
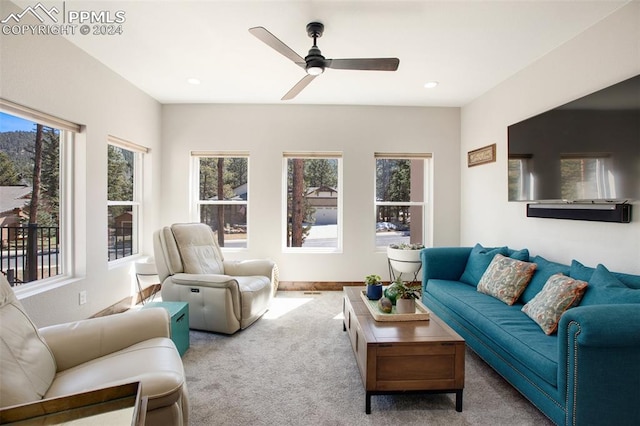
[91,284,161,318]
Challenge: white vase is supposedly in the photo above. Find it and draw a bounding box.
[395,298,415,314]
[387,247,422,274]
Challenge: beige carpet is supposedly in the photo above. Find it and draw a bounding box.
[182,291,554,425]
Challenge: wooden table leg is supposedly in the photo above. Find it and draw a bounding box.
[365,392,371,414]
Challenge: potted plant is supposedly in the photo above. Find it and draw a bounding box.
[395,280,422,314]
[383,277,403,305]
[365,274,383,300]
[387,243,425,275]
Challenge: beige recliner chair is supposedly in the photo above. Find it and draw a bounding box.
[153,223,278,334]
[0,274,189,425]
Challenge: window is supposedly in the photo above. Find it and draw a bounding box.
[107,137,146,261]
[375,154,430,248]
[508,155,533,201]
[560,155,614,200]
[193,153,248,249]
[283,152,342,251]
[0,100,79,286]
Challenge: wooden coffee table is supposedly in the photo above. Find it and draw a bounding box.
[343,286,465,414]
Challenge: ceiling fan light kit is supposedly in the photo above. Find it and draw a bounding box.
[249,21,400,100]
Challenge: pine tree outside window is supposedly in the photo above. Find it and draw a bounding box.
[107,137,145,261]
[375,153,431,249]
[192,152,249,249]
[283,152,342,252]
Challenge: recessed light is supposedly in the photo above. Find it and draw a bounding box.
[424,81,439,89]
[187,78,201,85]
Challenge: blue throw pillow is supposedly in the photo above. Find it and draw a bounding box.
[611,271,640,290]
[521,255,570,303]
[570,259,595,282]
[459,243,508,287]
[508,248,530,262]
[580,264,640,306]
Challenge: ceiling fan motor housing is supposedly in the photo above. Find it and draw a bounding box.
[306,22,324,38]
[305,22,326,74]
[305,46,326,74]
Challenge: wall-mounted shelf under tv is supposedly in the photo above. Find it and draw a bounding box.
[526,203,632,223]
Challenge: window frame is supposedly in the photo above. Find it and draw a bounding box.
[0,99,79,292]
[191,151,250,251]
[107,136,146,263]
[282,152,343,253]
[374,153,431,251]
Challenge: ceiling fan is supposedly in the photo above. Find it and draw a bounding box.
[249,22,400,100]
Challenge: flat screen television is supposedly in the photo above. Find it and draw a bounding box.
[508,74,640,202]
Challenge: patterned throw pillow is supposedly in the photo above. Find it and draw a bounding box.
[522,273,588,335]
[477,254,537,305]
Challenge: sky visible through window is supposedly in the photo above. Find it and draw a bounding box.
[0,112,34,132]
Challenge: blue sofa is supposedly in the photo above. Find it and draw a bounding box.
[420,245,640,426]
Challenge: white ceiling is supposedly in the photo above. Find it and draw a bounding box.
[35,1,630,106]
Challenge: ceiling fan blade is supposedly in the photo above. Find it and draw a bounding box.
[282,74,317,100]
[326,58,400,71]
[249,26,306,67]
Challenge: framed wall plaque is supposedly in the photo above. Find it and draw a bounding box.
[468,143,496,167]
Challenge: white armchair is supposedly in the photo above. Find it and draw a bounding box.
[153,223,278,334]
[0,274,189,425]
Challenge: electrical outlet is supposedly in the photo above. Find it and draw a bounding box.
[79,290,87,305]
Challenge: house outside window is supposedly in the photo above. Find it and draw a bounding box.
[0,102,79,286]
[107,137,146,261]
[375,153,430,248]
[560,155,614,200]
[192,152,248,249]
[283,152,342,252]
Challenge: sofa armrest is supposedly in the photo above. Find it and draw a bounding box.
[558,304,640,425]
[39,308,171,372]
[560,304,640,347]
[421,247,472,284]
[223,259,275,278]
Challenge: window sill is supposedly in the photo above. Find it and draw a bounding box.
[13,275,83,299]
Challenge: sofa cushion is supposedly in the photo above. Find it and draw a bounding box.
[580,264,640,306]
[521,256,570,304]
[569,260,595,282]
[460,244,509,286]
[522,274,588,335]
[507,248,530,262]
[571,259,640,290]
[426,279,558,387]
[477,254,537,305]
[0,275,56,407]
[611,271,640,289]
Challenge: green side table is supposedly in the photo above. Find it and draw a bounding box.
[143,301,189,356]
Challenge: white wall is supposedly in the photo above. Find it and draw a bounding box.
[161,104,460,281]
[0,3,163,326]
[460,2,640,274]
[9,1,634,326]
